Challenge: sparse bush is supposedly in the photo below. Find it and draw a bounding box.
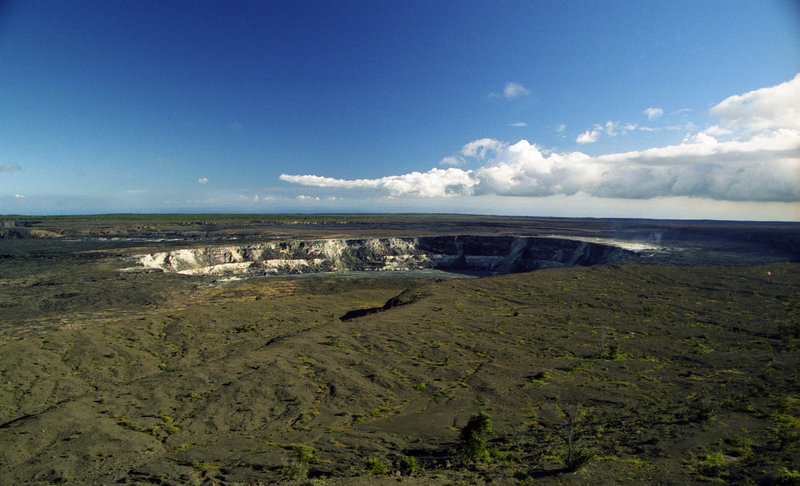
[724,433,754,458]
[691,397,719,421]
[776,395,799,412]
[364,457,388,475]
[293,444,314,463]
[530,370,549,385]
[603,342,622,360]
[281,461,307,480]
[775,467,800,485]
[456,411,495,464]
[565,446,594,472]
[556,405,595,472]
[684,451,729,479]
[776,424,800,450]
[395,455,418,475]
[280,444,314,480]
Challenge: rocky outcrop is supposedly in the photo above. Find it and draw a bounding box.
[340,287,432,321]
[130,235,630,277]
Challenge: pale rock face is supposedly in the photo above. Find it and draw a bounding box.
[129,236,630,277]
[178,262,254,276]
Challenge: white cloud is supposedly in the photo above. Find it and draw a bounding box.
[296,194,320,200]
[14,194,24,198]
[710,73,800,131]
[556,124,566,133]
[284,132,798,202]
[198,177,209,184]
[702,125,732,137]
[1,163,21,172]
[509,121,528,127]
[439,156,464,166]
[281,74,800,203]
[644,107,664,120]
[578,121,638,143]
[576,129,599,144]
[238,194,269,203]
[460,138,506,159]
[282,167,479,198]
[502,82,530,99]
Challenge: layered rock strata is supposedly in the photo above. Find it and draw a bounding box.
[132,235,629,276]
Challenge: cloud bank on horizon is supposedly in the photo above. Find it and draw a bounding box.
[282,74,800,203]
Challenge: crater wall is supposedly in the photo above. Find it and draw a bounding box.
[131,235,629,277]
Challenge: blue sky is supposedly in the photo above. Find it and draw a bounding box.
[1,1,798,220]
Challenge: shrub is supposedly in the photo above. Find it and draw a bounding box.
[684,451,729,479]
[603,342,622,360]
[530,370,549,385]
[691,397,719,421]
[565,446,594,472]
[280,444,314,480]
[774,467,800,485]
[395,455,418,475]
[457,411,495,464]
[364,457,388,475]
[293,444,314,464]
[559,405,594,472]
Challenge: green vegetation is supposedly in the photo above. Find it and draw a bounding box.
[683,451,730,481]
[774,467,800,485]
[363,457,388,476]
[280,444,315,480]
[456,411,495,464]
[529,370,549,385]
[395,455,418,475]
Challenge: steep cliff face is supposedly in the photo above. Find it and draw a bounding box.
[132,236,629,276]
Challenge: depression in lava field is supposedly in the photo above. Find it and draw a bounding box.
[1,214,799,484]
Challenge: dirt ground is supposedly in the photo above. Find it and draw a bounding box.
[1,216,799,484]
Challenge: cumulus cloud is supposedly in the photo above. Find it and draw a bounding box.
[644,107,663,120]
[14,194,24,198]
[198,177,209,184]
[710,73,800,131]
[509,121,528,127]
[1,163,21,172]
[282,74,800,203]
[576,129,599,144]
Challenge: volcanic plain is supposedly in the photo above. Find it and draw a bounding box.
[0,214,798,485]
